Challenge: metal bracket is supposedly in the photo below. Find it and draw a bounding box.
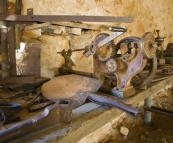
[27,8,33,15]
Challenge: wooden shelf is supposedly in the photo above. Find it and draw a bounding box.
[10,75,173,143]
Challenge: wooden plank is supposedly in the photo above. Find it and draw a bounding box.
[8,26,16,76]
[41,25,82,35]
[24,22,52,31]
[52,21,119,31]
[1,76,35,84]
[41,25,66,35]
[9,75,173,143]
[66,27,82,35]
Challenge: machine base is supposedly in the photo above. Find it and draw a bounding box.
[99,85,135,98]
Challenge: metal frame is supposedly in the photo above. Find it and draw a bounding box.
[0,14,134,23]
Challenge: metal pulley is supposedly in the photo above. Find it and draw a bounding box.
[141,32,157,59]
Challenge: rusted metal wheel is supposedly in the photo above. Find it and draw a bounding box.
[94,33,115,62]
[141,32,157,59]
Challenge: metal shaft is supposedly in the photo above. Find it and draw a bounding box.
[145,106,173,118]
[144,96,152,126]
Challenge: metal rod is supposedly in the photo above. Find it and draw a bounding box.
[15,0,22,14]
[144,96,152,126]
[109,27,127,32]
[59,67,94,78]
[151,76,169,82]
[0,14,134,23]
[144,106,173,118]
[57,48,85,54]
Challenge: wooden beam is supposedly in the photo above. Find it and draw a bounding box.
[8,26,16,76]
[23,22,52,31]
[52,21,119,31]
[41,25,82,35]
[41,25,66,35]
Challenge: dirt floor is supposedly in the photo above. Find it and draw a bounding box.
[99,86,173,143]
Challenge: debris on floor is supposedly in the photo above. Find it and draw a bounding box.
[99,86,173,143]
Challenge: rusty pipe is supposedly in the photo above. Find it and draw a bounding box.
[137,54,157,89]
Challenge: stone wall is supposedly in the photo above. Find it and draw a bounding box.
[5,0,173,142]
[7,0,173,78]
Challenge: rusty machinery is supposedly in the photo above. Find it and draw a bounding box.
[93,32,157,97]
[0,0,133,80]
[59,30,158,97]
[143,30,173,122]
[0,0,139,142]
[0,1,170,142]
[0,0,169,142]
[155,30,173,75]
